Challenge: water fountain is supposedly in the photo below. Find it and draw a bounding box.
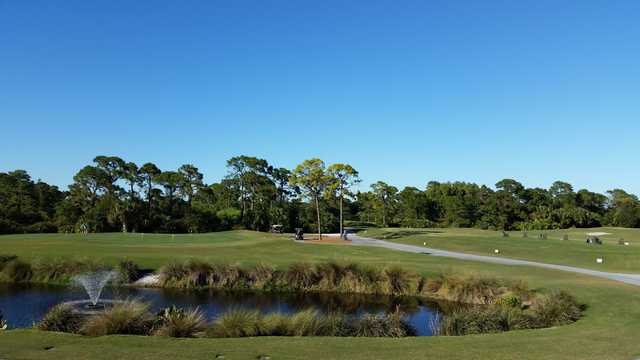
[73,270,117,308]
[63,270,122,314]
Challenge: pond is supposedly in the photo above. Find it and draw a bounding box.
[0,284,448,336]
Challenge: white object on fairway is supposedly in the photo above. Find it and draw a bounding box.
[624,242,630,246]
[423,242,426,246]
[494,249,500,254]
[596,258,604,264]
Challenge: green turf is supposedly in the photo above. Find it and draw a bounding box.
[1,229,640,359]
[363,226,640,273]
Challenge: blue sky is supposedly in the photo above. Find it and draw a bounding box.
[1,0,639,195]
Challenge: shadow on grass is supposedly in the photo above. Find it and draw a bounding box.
[380,230,442,239]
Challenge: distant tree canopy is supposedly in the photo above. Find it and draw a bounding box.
[1,156,639,234]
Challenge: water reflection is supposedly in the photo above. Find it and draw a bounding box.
[0,284,452,335]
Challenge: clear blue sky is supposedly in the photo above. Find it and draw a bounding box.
[1,0,639,195]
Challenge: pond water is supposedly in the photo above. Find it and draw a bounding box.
[0,284,447,336]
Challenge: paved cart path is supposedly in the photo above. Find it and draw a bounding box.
[346,234,640,286]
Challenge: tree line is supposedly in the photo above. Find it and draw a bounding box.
[1,155,639,235]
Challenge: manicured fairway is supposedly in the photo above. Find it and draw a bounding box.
[1,229,640,359]
[364,226,640,273]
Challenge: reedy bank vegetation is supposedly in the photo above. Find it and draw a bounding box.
[38,301,415,338]
[157,260,532,304]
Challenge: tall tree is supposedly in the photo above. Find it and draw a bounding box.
[138,163,161,223]
[226,156,270,221]
[178,164,204,207]
[290,159,330,239]
[371,181,398,227]
[155,171,183,215]
[326,163,360,237]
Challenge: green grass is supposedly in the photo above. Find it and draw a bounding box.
[363,226,640,273]
[1,229,640,359]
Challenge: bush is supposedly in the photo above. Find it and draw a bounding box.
[438,305,529,336]
[496,294,523,308]
[287,309,330,336]
[531,291,583,327]
[284,263,318,290]
[153,306,206,338]
[81,300,154,336]
[208,309,409,338]
[37,304,83,333]
[256,312,291,336]
[425,274,529,305]
[438,291,584,336]
[0,259,33,282]
[207,309,261,338]
[116,259,141,284]
[351,309,415,337]
[0,255,18,270]
[384,266,419,295]
[31,258,100,283]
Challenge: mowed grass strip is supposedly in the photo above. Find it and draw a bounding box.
[363,226,640,273]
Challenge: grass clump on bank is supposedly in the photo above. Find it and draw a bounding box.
[207,308,413,338]
[157,260,523,303]
[81,300,155,336]
[153,305,207,338]
[36,304,83,333]
[37,302,415,338]
[0,255,109,284]
[437,291,584,336]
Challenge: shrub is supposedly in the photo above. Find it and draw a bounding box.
[384,266,419,295]
[247,263,277,290]
[287,309,329,336]
[210,263,246,289]
[438,305,526,336]
[81,300,154,336]
[207,309,261,338]
[284,263,318,290]
[531,291,583,327]
[351,310,414,337]
[31,258,100,283]
[428,274,528,304]
[116,259,141,284]
[37,304,83,333]
[496,294,523,308]
[0,259,33,282]
[0,255,18,271]
[257,311,349,337]
[153,306,206,338]
[257,312,291,336]
[438,291,584,335]
[158,261,188,286]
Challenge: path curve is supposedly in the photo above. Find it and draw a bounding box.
[347,234,640,286]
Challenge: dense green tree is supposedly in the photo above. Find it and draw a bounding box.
[139,162,161,224]
[326,163,360,236]
[290,159,331,239]
[371,181,398,227]
[3,156,640,235]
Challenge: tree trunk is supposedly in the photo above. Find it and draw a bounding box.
[147,180,153,223]
[382,204,386,227]
[315,194,322,240]
[339,193,343,238]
